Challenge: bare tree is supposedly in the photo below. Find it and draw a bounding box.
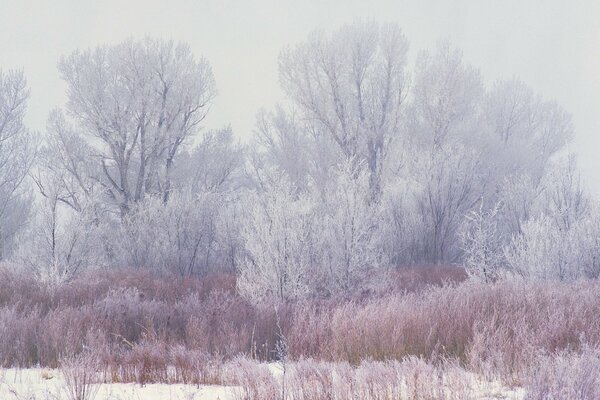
[174,126,245,194]
[318,160,385,295]
[484,78,574,182]
[237,177,315,304]
[252,107,313,194]
[0,69,36,259]
[13,189,106,287]
[410,43,483,151]
[56,38,216,216]
[404,44,485,264]
[543,155,589,232]
[460,200,504,282]
[33,110,98,214]
[279,21,409,197]
[416,145,482,263]
[115,189,220,276]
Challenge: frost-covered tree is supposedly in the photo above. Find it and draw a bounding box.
[279,21,409,196]
[54,38,216,216]
[115,189,222,276]
[107,125,246,275]
[573,206,600,279]
[257,24,578,271]
[403,44,486,264]
[410,43,483,150]
[0,69,36,259]
[504,215,577,281]
[250,107,314,193]
[496,173,544,236]
[174,126,245,194]
[460,200,504,282]
[33,111,99,214]
[169,127,246,273]
[317,160,386,295]
[415,144,482,263]
[22,110,109,283]
[542,155,589,232]
[404,43,574,266]
[482,78,574,197]
[239,160,389,300]
[504,157,596,281]
[14,192,106,287]
[27,39,224,276]
[237,178,315,304]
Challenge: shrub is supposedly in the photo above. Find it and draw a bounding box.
[525,348,600,400]
[61,353,100,400]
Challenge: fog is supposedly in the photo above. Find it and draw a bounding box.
[2,0,599,191]
[3,4,600,396]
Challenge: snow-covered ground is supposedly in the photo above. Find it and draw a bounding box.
[0,366,525,400]
[0,368,236,400]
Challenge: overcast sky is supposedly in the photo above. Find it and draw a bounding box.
[2,0,599,191]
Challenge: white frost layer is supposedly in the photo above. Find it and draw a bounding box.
[0,366,525,400]
[0,368,236,400]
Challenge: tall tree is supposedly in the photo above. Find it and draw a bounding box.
[0,69,36,259]
[53,38,216,216]
[279,21,409,197]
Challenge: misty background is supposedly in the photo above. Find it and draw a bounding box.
[2,0,599,192]
[2,4,600,396]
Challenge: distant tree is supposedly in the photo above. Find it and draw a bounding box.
[174,126,245,194]
[251,107,313,193]
[15,197,105,287]
[407,44,485,264]
[496,173,544,236]
[27,112,115,282]
[415,144,482,263]
[279,21,409,197]
[483,78,574,187]
[410,43,483,150]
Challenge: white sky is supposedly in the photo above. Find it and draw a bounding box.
[2,0,599,191]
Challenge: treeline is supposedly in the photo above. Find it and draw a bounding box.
[0,21,595,303]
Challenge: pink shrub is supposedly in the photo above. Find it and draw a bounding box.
[526,347,600,400]
[2,266,600,387]
[229,357,476,400]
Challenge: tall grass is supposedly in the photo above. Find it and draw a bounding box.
[61,353,100,400]
[229,357,478,400]
[1,265,600,386]
[525,347,600,400]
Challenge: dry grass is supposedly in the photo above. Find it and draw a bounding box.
[1,265,600,388]
[229,357,480,400]
[61,353,100,400]
[525,347,600,399]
